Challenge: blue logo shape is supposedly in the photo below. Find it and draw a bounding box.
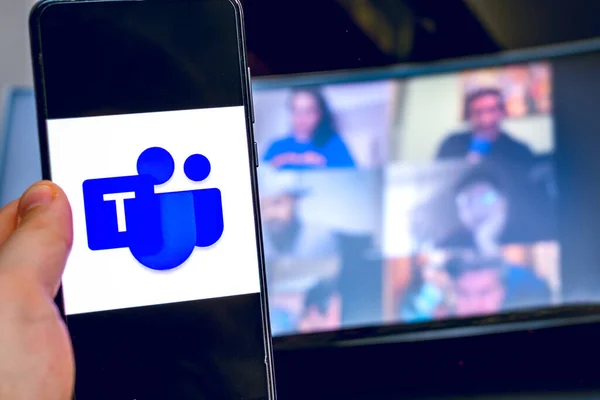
[82,147,224,271]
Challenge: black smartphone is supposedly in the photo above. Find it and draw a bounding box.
[29,1,275,399]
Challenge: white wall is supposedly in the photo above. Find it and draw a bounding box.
[393,72,554,163]
[395,74,462,163]
[0,0,34,112]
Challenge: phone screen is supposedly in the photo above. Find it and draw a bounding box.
[32,1,271,399]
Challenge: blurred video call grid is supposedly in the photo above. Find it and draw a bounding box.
[253,61,558,336]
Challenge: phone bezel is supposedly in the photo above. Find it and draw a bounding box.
[29,1,276,398]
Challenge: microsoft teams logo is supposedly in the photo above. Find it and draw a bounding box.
[82,147,224,271]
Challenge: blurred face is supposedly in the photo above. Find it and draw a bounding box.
[456,182,506,231]
[454,269,505,317]
[469,94,504,137]
[261,194,296,233]
[297,295,341,333]
[291,92,321,141]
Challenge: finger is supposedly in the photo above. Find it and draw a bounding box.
[0,199,19,247]
[0,181,73,297]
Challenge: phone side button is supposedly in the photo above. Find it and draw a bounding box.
[248,67,255,124]
[254,141,260,168]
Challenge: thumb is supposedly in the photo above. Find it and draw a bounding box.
[0,181,73,298]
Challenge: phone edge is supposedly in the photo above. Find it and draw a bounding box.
[228,1,278,399]
[30,0,68,319]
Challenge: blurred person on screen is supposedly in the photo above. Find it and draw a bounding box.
[438,166,525,255]
[447,256,507,317]
[259,167,337,261]
[297,279,342,333]
[436,88,535,167]
[446,256,551,318]
[398,260,450,323]
[263,87,355,170]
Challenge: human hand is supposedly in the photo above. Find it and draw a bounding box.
[0,181,74,399]
[270,151,326,168]
[466,151,482,164]
[301,151,326,167]
[270,152,297,169]
[423,267,450,290]
[474,198,507,256]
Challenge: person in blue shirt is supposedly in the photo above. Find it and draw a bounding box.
[399,255,552,321]
[263,87,356,170]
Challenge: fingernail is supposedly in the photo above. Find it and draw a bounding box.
[20,183,56,215]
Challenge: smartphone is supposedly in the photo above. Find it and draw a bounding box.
[29,1,275,399]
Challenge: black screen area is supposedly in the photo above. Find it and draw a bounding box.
[70,294,268,400]
[36,0,244,119]
[33,1,269,399]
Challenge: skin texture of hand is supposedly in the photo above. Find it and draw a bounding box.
[0,181,74,399]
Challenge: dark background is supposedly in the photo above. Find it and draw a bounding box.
[240,0,600,399]
[242,0,600,76]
